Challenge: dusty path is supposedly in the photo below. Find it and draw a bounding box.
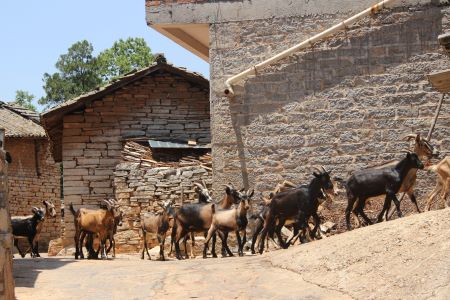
[13,209,450,300]
[13,255,346,300]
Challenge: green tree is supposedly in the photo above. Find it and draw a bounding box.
[12,90,37,112]
[98,37,154,81]
[39,40,102,108]
[39,38,154,109]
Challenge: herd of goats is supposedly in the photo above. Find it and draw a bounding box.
[9,133,450,261]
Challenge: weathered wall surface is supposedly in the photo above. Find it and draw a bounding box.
[208,3,450,208]
[0,141,15,299]
[63,72,210,240]
[5,138,61,251]
[113,163,211,253]
[147,0,444,25]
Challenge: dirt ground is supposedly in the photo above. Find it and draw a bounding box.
[13,209,450,300]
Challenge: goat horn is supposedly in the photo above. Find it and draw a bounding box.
[400,149,412,154]
[202,180,207,188]
[403,134,418,141]
[312,166,322,173]
[102,199,112,210]
[193,182,203,189]
[321,166,328,173]
[223,184,233,190]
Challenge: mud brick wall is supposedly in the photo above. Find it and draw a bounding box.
[208,4,450,213]
[5,138,61,251]
[113,162,211,253]
[63,72,210,241]
[0,137,15,299]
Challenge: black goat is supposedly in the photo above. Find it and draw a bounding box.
[258,167,334,254]
[345,152,424,230]
[11,207,45,258]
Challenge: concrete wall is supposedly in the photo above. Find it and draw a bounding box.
[147,0,443,25]
[205,3,450,209]
[5,138,61,251]
[62,71,210,241]
[0,136,15,299]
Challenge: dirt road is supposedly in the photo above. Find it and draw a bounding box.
[13,209,450,300]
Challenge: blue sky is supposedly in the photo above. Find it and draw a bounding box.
[0,0,209,112]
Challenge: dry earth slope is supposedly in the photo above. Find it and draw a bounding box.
[268,208,450,300]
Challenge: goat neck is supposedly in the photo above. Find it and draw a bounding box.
[308,177,325,206]
[394,156,417,180]
[220,193,235,209]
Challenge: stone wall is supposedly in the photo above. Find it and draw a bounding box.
[63,72,210,241]
[0,134,15,299]
[113,162,212,253]
[209,3,450,207]
[5,138,61,251]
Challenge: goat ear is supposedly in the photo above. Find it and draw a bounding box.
[269,192,275,199]
[248,189,254,198]
[416,133,421,143]
[5,152,12,164]
[32,207,39,214]
[225,186,231,195]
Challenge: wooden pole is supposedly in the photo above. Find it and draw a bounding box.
[386,93,446,220]
[427,93,446,141]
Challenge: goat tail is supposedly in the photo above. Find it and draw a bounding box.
[69,203,76,216]
[211,203,216,214]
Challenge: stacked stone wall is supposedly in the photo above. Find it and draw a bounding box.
[6,138,61,251]
[113,162,211,253]
[62,72,210,241]
[209,4,450,215]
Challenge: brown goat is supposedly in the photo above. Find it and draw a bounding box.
[204,189,254,257]
[141,199,175,261]
[172,184,242,259]
[71,199,121,259]
[425,156,450,210]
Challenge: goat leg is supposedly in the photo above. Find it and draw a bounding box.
[345,196,357,231]
[377,196,391,223]
[390,193,402,218]
[14,238,26,258]
[356,198,372,226]
[158,233,165,261]
[219,231,233,257]
[236,230,243,256]
[203,225,216,259]
[408,192,421,214]
[251,218,263,254]
[311,213,322,240]
[211,233,217,258]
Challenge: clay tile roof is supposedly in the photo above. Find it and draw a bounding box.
[0,102,46,138]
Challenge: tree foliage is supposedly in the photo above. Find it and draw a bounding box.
[39,40,102,108]
[39,38,154,109]
[12,90,37,112]
[98,37,154,81]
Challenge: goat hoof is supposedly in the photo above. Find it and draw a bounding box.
[212,253,217,258]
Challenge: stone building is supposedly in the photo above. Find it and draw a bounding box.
[41,59,210,244]
[147,0,450,205]
[0,102,60,251]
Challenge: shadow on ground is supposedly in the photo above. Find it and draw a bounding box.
[13,257,76,288]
